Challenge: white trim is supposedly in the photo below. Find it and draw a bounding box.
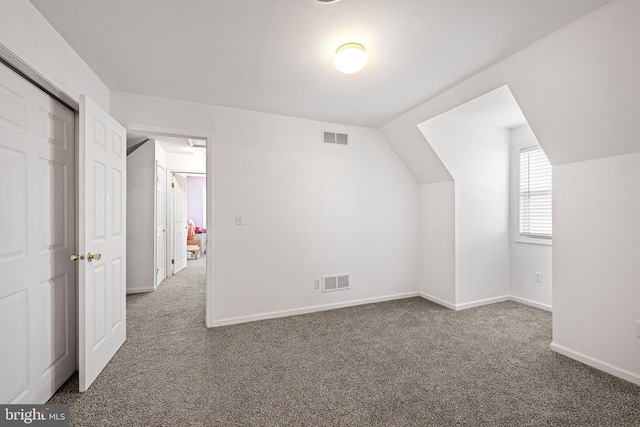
[420,292,552,312]
[0,42,78,111]
[125,123,211,141]
[550,342,640,386]
[510,295,552,312]
[419,292,456,310]
[515,236,552,246]
[419,293,513,311]
[126,287,156,295]
[212,292,419,327]
[455,295,510,311]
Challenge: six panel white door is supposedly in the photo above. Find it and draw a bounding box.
[173,174,188,274]
[78,95,127,392]
[156,163,166,286]
[0,62,76,403]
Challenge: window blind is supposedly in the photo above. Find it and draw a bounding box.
[519,146,552,239]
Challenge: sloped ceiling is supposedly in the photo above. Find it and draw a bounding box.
[382,0,640,184]
[29,0,611,128]
[502,0,640,165]
[417,86,525,179]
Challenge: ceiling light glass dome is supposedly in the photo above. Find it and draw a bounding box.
[334,43,367,74]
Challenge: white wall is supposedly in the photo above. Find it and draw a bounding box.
[420,117,511,306]
[0,1,109,110]
[419,181,455,306]
[166,152,206,174]
[552,152,640,385]
[509,125,552,309]
[110,91,420,325]
[126,141,156,292]
[380,0,640,384]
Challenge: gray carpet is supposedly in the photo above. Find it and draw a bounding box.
[49,255,640,426]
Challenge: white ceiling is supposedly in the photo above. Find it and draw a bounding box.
[429,85,527,129]
[127,133,206,155]
[155,137,198,155]
[29,0,612,128]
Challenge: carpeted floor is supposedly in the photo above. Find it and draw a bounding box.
[49,254,640,426]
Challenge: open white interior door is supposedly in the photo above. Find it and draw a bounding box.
[173,174,188,274]
[156,163,166,286]
[78,95,126,392]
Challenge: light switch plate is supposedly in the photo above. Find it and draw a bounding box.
[636,320,640,338]
[235,214,244,225]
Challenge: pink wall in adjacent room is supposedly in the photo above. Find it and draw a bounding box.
[187,176,206,228]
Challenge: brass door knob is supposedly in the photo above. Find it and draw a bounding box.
[87,252,102,262]
[70,254,83,261]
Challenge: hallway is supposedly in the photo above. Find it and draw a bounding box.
[48,255,209,423]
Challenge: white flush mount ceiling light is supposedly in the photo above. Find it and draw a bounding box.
[334,43,367,74]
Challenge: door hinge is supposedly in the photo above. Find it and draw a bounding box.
[171,259,174,264]
[171,182,175,188]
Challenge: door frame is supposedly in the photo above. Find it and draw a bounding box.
[0,44,78,112]
[125,124,214,327]
[0,47,215,329]
[155,160,167,288]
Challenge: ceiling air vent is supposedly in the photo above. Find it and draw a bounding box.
[323,131,348,145]
[322,274,350,292]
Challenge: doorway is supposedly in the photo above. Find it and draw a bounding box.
[124,132,209,308]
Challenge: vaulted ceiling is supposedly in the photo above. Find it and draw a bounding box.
[30,0,612,128]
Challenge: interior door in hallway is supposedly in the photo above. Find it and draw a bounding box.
[156,163,166,285]
[0,62,76,403]
[78,95,127,392]
[173,173,188,274]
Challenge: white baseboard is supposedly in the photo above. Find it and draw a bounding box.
[126,287,155,295]
[419,293,511,311]
[550,342,640,386]
[212,290,551,327]
[510,295,552,312]
[419,292,456,310]
[212,292,419,327]
[419,292,551,313]
[455,295,510,311]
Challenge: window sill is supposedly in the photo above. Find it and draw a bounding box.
[515,236,552,246]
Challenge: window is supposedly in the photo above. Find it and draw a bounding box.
[519,146,552,240]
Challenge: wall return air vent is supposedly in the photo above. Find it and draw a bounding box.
[323,131,348,145]
[322,274,350,292]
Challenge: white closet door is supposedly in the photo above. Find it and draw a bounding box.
[0,62,76,403]
[173,174,188,274]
